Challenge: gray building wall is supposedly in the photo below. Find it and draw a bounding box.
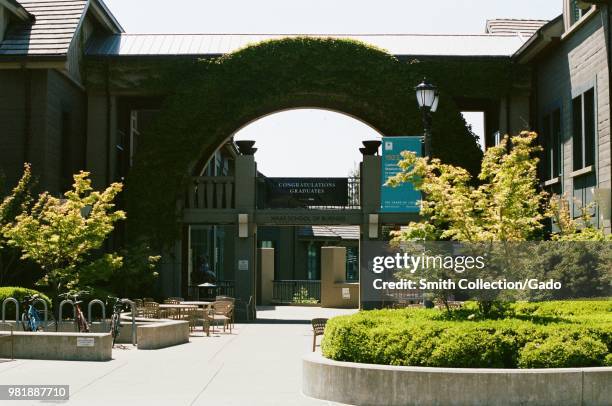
[0,69,26,187]
[0,69,86,195]
[535,9,611,232]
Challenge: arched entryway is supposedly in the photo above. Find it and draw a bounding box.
[124,37,482,245]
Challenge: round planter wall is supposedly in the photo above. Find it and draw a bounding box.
[302,353,612,406]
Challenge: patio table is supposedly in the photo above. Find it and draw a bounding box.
[180,301,212,307]
[158,304,198,319]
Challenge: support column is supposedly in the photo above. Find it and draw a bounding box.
[321,247,358,309]
[259,248,274,305]
[234,155,257,319]
[360,155,381,310]
[86,94,117,188]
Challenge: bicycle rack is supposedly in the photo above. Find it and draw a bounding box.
[59,299,76,330]
[122,299,137,345]
[87,299,106,327]
[1,298,19,328]
[32,297,48,327]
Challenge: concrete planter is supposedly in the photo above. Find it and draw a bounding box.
[0,331,112,361]
[303,353,612,406]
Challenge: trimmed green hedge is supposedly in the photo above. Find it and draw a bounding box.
[322,301,612,368]
[0,287,52,319]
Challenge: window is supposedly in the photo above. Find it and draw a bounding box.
[542,108,562,181]
[572,88,596,171]
[129,110,159,167]
[60,112,72,191]
[307,243,319,280]
[570,0,592,25]
[345,246,359,282]
[573,172,597,221]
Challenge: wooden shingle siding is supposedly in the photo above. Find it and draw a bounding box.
[536,10,610,232]
[0,0,87,56]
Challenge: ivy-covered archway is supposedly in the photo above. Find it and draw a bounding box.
[126,37,483,244]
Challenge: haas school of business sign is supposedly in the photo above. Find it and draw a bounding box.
[380,136,422,213]
[261,178,348,208]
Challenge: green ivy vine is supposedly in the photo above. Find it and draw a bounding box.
[120,37,521,247]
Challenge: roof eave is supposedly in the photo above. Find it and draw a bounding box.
[513,15,564,64]
[1,0,33,22]
[90,0,124,34]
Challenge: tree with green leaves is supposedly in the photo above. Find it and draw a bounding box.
[387,132,547,314]
[387,131,546,242]
[0,163,35,285]
[3,171,126,300]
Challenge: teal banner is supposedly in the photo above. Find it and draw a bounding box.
[380,136,422,213]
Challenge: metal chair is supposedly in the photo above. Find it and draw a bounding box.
[311,318,328,352]
[0,322,14,360]
[236,296,254,321]
[143,302,160,319]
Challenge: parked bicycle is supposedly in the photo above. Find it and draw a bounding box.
[59,291,90,333]
[20,295,42,332]
[106,296,126,346]
[20,295,57,332]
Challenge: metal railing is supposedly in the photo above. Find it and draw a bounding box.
[216,280,235,297]
[272,280,321,304]
[185,176,235,209]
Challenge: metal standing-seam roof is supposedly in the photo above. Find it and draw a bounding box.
[485,19,548,37]
[85,33,529,58]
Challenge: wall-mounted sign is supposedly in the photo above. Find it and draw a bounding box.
[259,178,348,208]
[77,337,95,347]
[380,136,422,213]
[238,260,249,271]
[342,288,351,300]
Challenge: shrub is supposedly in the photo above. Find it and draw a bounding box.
[0,286,52,319]
[518,335,609,368]
[322,301,611,369]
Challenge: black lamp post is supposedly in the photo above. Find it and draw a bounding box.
[415,79,439,158]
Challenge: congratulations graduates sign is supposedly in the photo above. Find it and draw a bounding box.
[380,136,422,213]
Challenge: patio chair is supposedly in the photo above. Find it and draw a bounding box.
[211,301,233,333]
[236,296,254,321]
[195,307,212,337]
[311,318,328,352]
[183,306,198,332]
[216,296,235,327]
[0,322,14,360]
[143,302,160,319]
[132,299,145,317]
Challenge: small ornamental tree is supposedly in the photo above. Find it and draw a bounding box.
[548,195,612,241]
[387,132,547,314]
[3,172,126,300]
[0,163,35,284]
[387,132,546,242]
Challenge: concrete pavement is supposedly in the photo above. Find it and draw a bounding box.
[0,306,356,406]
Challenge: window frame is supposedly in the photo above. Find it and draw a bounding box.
[541,107,562,182]
[571,87,596,172]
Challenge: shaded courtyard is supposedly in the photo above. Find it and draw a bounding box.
[0,307,356,406]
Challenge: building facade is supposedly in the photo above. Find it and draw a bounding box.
[0,0,610,300]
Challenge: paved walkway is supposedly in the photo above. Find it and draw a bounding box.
[0,306,356,406]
